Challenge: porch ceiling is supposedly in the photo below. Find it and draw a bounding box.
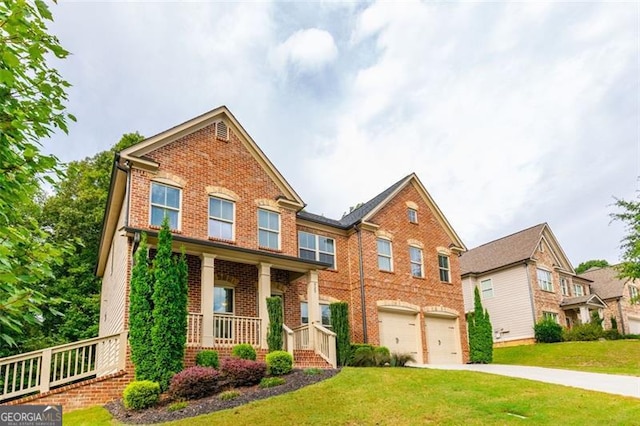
[124,226,331,274]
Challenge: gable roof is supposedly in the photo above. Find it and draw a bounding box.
[560,293,607,309]
[460,223,575,275]
[579,266,628,300]
[297,173,466,251]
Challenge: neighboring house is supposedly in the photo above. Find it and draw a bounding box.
[97,105,469,366]
[460,223,606,346]
[579,266,640,334]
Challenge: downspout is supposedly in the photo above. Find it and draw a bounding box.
[524,262,537,330]
[115,156,137,259]
[356,224,368,343]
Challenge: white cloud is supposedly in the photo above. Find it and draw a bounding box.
[271,28,338,75]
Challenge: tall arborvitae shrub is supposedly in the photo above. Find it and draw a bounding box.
[266,297,283,352]
[129,234,155,380]
[151,218,188,390]
[467,287,493,363]
[329,302,350,366]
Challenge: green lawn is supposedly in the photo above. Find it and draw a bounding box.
[494,339,640,376]
[64,367,640,426]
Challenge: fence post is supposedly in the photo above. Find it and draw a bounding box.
[39,349,52,394]
[118,331,128,371]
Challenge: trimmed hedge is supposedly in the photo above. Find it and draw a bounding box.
[534,319,563,343]
[373,346,391,366]
[220,357,266,387]
[231,343,257,361]
[196,350,219,369]
[123,380,160,410]
[265,350,293,376]
[351,346,375,367]
[169,366,221,400]
[330,302,351,366]
[266,297,283,352]
[563,323,603,341]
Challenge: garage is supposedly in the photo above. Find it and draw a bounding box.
[378,310,420,360]
[628,317,640,334]
[424,316,462,364]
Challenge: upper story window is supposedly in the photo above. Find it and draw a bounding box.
[409,246,423,278]
[573,284,584,297]
[481,279,494,299]
[258,209,280,249]
[150,182,180,229]
[560,278,569,296]
[209,197,234,240]
[629,285,638,302]
[438,254,450,282]
[377,238,393,272]
[298,231,336,269]
[407,208,418,223]
[537,269,553,292]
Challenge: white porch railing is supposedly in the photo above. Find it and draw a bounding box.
[292,325,310,350]
[282,324,294,357]
[0,332,127,403]
[213,314,261,347]
[187,313,202,346]
[312,324,337,368]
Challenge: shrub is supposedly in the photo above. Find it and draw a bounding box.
[123,380,161,410]
[266,351,293,376]
[169,366,221,400]
[231,343,257,361]
[374,346,391,366]
[563,323,603,341]
[610,316,618,331]
[390,352,415,367]
[220,357,266,387]
[603,329,622,340]
[304,367,322,375]
[623,334,640,340]
[348,343,373,365]
[167,401,188,412]
[534,319,563,343]
[467,287,493,363]
[267,297,283,352]
[219,390,241,401]
[330,302,351,366]
[351,346,375,367]
[259,377,286,388]
[196,350,219,369]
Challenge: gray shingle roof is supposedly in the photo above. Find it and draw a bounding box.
[297,174,413,229]
[460,223,547,275]
[579,266,626,300]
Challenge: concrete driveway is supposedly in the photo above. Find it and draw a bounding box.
[414,364,640,399]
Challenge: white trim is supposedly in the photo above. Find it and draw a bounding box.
[409,245,424,278]
[208,196,235,241]
[537,268,554,292]
[149,181,182,230]
[377,237,393,272]
[298,231,337,269]
[480,278,494,299]
[438,254,450,283]
[258,208,281,250]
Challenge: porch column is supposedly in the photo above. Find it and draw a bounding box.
[201,254,216,347]
[307,270,320,348]
[258,263,272,349]
[579,306,590,324]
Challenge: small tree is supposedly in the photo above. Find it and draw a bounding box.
[266,297,283,352]
[467,287,493,363]
[128,234,155,380]
[329,302,351,366]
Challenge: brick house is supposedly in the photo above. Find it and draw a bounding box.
[579,266,640,334]
[460,223,606,346]
[96,105,470,368]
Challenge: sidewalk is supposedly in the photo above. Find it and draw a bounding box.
[414,364,640,399]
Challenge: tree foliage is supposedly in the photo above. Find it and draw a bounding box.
[612,198,640,288]
[0,0,74,347]
[467,286,493,363]
[266,297,283,352]
[329,302,350,366]
[575,259,609,275]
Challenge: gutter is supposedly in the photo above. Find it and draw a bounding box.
[355,224,368,343]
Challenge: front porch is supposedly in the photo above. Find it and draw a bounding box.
[561,294,607,328]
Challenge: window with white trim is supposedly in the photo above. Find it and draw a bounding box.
[150,182,180,229]
[560,278,569,296]
[258,209,280,249]
[481,279,494,299]
[209,197,234,240]
[213,287,234,314]
[407,208,418,223]
[537,269,553,292]
[573,284,584,297]
[438,254,450,282]
[409,246,423,278]
[298,231,336,269]
[377,238,393,272]
[300,301,331,327]
[630,285,638,302]
[542,311,559,323]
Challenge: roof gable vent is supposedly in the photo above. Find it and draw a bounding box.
[216,121,229,141]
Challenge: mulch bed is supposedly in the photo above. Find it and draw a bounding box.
[105,368,340,424]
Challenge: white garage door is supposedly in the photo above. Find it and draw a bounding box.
[424,316,461,364]
[378,310,419,357]
[628,317,640,334]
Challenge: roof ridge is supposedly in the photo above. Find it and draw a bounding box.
[466,222,546,252]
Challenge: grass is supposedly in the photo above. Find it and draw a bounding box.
[63,367,640,425]
[494,339,640,376]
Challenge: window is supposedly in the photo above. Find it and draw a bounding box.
[258,209,280,249]
[407,208,418,223]
[542,311,559,323]
[409,246,423,278]
[537,269,553,292]
[150,182,180,229]
[377,238,393,272]
[298,232,336,269]
[573,284,584,297]
[630,285,638,302]
[560,278,569,296]
[209,197,234,240]
[438,254,450,282]
[481,279,494,299]
[213,287,234,314]
[300,301,331,327]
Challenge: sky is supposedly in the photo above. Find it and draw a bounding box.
[43,1,639,268]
